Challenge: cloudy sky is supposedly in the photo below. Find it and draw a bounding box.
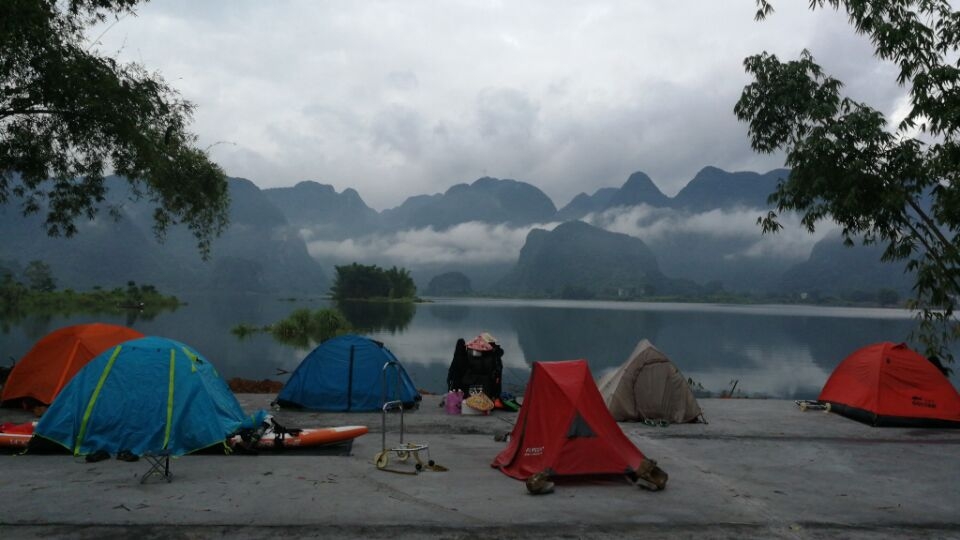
[93,1,905,211]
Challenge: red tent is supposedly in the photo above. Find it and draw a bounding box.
[492,359,649,480]
[1,323,143,406]
[819,342,960,428]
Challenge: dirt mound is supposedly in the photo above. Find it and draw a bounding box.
[228,378,284,394]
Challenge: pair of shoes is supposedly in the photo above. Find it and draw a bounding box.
[525,471,555,495]
[116,450,139,462]
[85,450,110,463]
[632,458,668,491]
[493,431,510,442]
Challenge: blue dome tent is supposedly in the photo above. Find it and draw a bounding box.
[276,334,421,411]
[35,336,261,457]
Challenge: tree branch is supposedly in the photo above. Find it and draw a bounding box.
[0,109,78,120]
[905,196,960,263]
[899,216,960,295]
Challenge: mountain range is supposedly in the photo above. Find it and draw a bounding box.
[0,176,327,294]
[0,166,913,300]
[554,167,786,219]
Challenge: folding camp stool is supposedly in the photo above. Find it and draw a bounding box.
[374,361,434,474]
[141,451,172,483]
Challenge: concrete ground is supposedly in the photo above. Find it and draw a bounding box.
[1,395,958,539]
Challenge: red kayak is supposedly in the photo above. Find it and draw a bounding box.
[229,425,369,450]
[1,421,368,452]
[0,422,36,449]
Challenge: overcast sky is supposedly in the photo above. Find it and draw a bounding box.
[93,1,905,211]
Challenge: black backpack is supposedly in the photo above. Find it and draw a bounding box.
[447,341,503,399]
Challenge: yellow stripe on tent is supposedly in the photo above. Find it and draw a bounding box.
[182,347,199,373]
[164,349,175,449]
[74,345,123,455]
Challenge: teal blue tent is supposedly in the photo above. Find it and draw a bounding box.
[35,336,261,457]
[276,334,420,411]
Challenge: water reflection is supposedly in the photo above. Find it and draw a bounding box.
[427,303,472,324]
[371,298,959,399]
[508,306,665,366]
[336,300,415,334]
[1,295,957,399]
[0,305,171,344]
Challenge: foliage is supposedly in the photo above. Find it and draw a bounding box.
[0,0,229,257]
[0,272,28,309]
[737,0,960,362]
[233,307,351,349]
[384,266,417,299]
[0,269,179,325]
[23,260,56,292]
[229,323,259,339]
[330,263,417,300]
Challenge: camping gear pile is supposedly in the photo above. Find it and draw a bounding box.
[446,333,503,412]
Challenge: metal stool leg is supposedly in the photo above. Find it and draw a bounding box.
[141,452,172,483]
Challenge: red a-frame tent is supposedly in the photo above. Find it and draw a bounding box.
[492,359,649,480]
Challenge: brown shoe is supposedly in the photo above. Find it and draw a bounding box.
[525,471,555,495]
[632,458,668,491]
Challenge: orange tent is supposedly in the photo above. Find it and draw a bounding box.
[819,342,960,428]
[1,323,143,406]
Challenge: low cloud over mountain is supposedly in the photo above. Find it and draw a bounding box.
[1,165,909,300]
[304,221,560,267]
[586,205,832,261]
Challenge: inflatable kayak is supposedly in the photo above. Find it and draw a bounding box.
[0,422,36,449]
[0,421,368,453]
[229,425,369,451]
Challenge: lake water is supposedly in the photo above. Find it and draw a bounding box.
[2,296,958,399]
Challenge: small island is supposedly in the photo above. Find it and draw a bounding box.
[330,262,420,302]
[232,263,421,347]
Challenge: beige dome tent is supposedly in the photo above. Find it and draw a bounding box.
[597,339,703,423]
